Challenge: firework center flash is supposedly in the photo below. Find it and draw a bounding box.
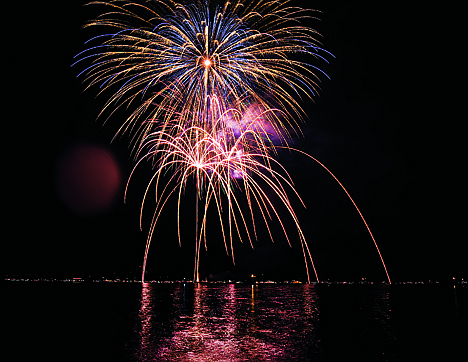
[203,57,212,68]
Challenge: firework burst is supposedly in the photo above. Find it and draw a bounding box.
[74,0,331,150]
[126,104,317,282]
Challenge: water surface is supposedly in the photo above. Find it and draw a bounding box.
[3,282,465,361]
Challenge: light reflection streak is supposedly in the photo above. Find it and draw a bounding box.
[135,284,321,361]
[137,282,154,361]
[302,283,318,318]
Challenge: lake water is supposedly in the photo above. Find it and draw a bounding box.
[3,282,466,361]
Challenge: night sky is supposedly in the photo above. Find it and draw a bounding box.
[3,1,462,282]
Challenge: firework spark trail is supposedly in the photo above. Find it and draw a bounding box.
[284,148,392,284]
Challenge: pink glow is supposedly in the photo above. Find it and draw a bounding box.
[223,104,283,142]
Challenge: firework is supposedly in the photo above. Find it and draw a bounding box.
[75,0,391,283]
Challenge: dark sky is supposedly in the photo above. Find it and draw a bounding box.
[3,1,462,282]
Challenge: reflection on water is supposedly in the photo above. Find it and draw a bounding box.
[134,283,320,361]
[4,282,464,361]
[138,283,153,360]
